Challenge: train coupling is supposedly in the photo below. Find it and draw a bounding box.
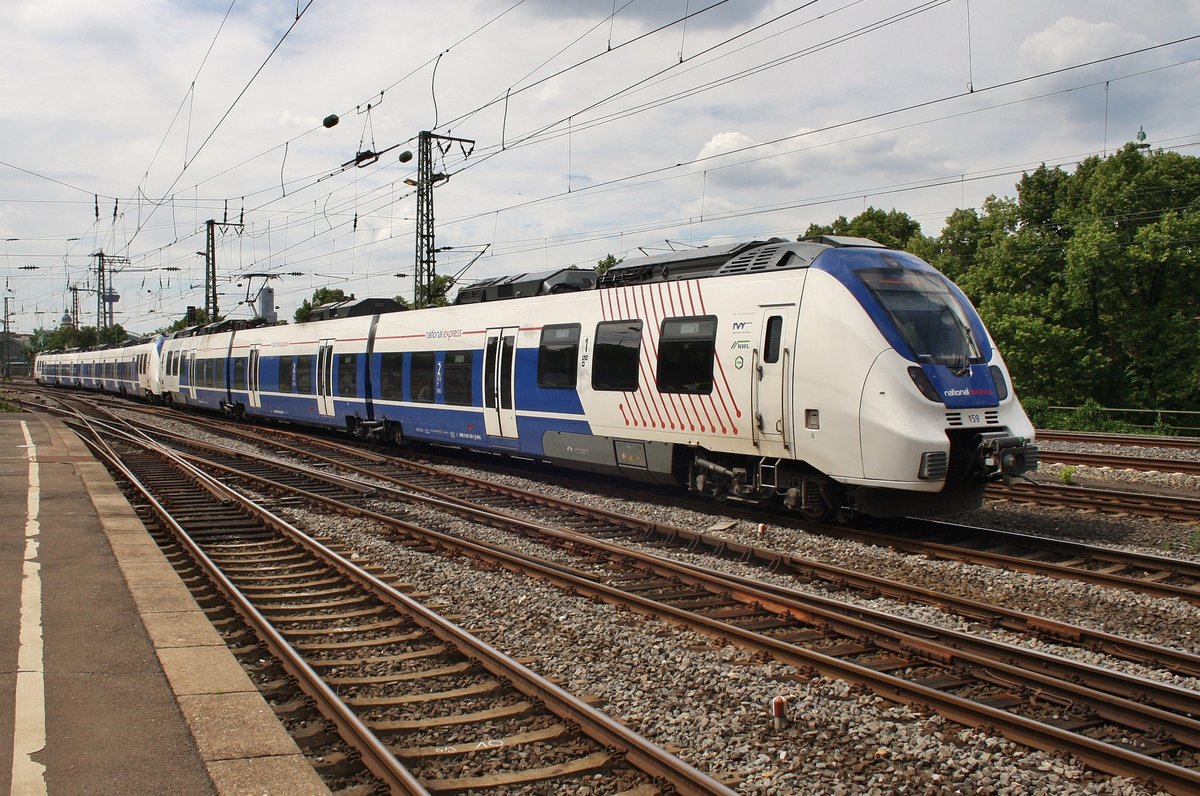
[976,432,1039,483]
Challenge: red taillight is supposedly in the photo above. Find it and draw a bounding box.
[989,365,1009,401]
[907,366,941,402]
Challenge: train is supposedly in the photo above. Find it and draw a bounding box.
[34,235,1038,520]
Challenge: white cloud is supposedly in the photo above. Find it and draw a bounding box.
[1,1,1197,332]
[1018,16,1147,72]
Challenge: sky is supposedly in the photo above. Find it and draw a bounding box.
[2,0,1198,336]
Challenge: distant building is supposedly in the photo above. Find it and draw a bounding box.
[2,331,30,378]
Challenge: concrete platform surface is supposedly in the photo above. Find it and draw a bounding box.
[0,410,329,795]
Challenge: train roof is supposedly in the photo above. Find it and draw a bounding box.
[454,267,597,305]
[453,236,889,303]
[596,235,885,288]
[307,297,404,321]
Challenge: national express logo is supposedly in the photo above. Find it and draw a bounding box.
[943,388,994,397]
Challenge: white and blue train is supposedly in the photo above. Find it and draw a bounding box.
[34,236,1038,519]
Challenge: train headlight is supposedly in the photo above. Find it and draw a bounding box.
[989,365,1009,401]
[907,366,941,403]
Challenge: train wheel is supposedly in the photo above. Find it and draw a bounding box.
[798,501,831,522]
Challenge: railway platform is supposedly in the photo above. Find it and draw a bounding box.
[0,410,329,795]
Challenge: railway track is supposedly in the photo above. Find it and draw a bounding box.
[101,402,1200,646]
[987,479,1200,523]
[1037,449,1200,476]
[1037,430,1200,452]
[70,411,734,795]
[76,408,1200,792]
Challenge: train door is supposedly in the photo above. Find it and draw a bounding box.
[753,305,798,451]
[483,327,519,439]
[247,346,261,408]
[187,351,197,401]
[316,339,335,416]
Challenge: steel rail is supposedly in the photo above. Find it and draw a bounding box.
[989,479,1200,522]
[69,420,430,794]
[1037,430,1200,451]
[156,433,1200,792]
[77,418,736,796]
[1039,449,1200,476]
[121,410,1200,679]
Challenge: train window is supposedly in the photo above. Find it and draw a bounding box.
[537,324,580,389]
[657,316,717,394]
[295,355,313,394]
[278,356,294,393]
[857,268,982,366]
[484,339,498,408]
[444,350,474,406]
[233,358,246,390]
[410,352,436,403]
[380,352,404,400]
[592,320,643,392]
[763,316,783,364]
[336,354,357,396]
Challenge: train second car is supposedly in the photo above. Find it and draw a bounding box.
[35,236,1038,520]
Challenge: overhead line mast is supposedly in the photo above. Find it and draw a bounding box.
[414,130,473,308]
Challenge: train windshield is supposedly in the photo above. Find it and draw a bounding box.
[857,268,982,366]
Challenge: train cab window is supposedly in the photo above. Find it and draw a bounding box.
[295,355,313,394]
[410,352,436,403]
[537,324,580,389]
[592,320,643,392]
[380,352,404,400]
[336,354,357,396]
[657,316,717,394]
[444,350,474,406]
[763,316,783,364]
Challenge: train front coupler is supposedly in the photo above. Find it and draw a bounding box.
[974,431,1039,484]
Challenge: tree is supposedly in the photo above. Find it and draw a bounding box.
[809,142,1200,412]
[295,288,353,323]
[596,254,623,275]
[414,274,455,309]
[802,207,922,250]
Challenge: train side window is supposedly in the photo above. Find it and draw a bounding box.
[380,352,404,400]
[278,356,294,393]
[763,316,783,364]
[444,350,474,405]
[336,354,357,396]
[537,324,580,389]
[233,358,246,389]
[295,355,313,394]
[592,320,643,392]
[658,316,717,394]
[410,352,436,403]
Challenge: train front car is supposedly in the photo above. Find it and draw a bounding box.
[809,238,1038,517]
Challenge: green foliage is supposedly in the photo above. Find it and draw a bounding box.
[596,254,623,275]
[27,324,129,354]
[832,143,1200,417]
[295,288,353,323]
[1059,465,1076,485]
[803,206,922,250]
[414,274,455,309]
